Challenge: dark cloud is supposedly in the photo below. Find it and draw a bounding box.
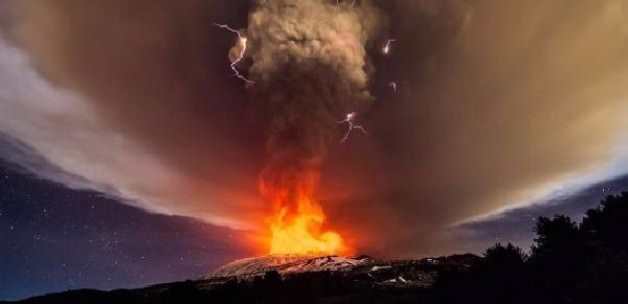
[2,0,266,228]
[1,0,627,256]
[325,0,628,256]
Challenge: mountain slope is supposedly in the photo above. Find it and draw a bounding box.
[7,254,481,304]
[208,255,370,278]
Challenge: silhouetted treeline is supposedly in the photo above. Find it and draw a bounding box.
[436,192,628,304]
[8,192,628,304]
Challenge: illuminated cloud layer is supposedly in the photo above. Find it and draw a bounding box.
[1,0,627,256]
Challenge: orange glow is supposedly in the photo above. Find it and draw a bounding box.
[260,170,347,256]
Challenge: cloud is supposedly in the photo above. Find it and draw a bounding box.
[325,0,628,256]
[0,0,263,229]
[237,0,385,232]
[1,0,628,256]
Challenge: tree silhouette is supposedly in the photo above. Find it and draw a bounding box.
[483,243,527,267]
[581,192,628,253]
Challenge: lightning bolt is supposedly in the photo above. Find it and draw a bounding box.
[382,39,396,55]
[214,23,255,86]
[388,81,398,93]
[338,112,367,143]
[383,40,398,97]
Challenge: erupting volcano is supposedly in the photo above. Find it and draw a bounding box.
[233,0,382,258]
[261,170,347,256]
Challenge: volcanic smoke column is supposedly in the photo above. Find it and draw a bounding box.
[225,0,383,255]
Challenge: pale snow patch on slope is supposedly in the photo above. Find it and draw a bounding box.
[207,255,370,279]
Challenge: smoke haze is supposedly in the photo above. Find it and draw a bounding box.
[1,0,627,256]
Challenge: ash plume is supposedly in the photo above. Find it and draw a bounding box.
[2,0,628,258]
[241,0,384,214]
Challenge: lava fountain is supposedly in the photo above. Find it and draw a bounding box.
[260,168,348,256]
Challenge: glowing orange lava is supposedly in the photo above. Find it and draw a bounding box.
[260,171,347,256]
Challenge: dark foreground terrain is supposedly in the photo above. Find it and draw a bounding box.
[5,193,628,304]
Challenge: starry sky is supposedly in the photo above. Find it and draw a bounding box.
[0,159,251,301]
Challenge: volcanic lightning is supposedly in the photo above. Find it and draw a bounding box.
[389,81,398,93]
[382,39,396,55]
[338,112,367,143]
[214,23,255,86]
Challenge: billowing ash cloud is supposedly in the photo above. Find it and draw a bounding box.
[240,0,383,216]
[1,0,628,256]
[326,0,628,256]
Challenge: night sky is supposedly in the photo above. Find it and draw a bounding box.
[0,160,250,301]
[2,153,626,300]
[454,174,628,253]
